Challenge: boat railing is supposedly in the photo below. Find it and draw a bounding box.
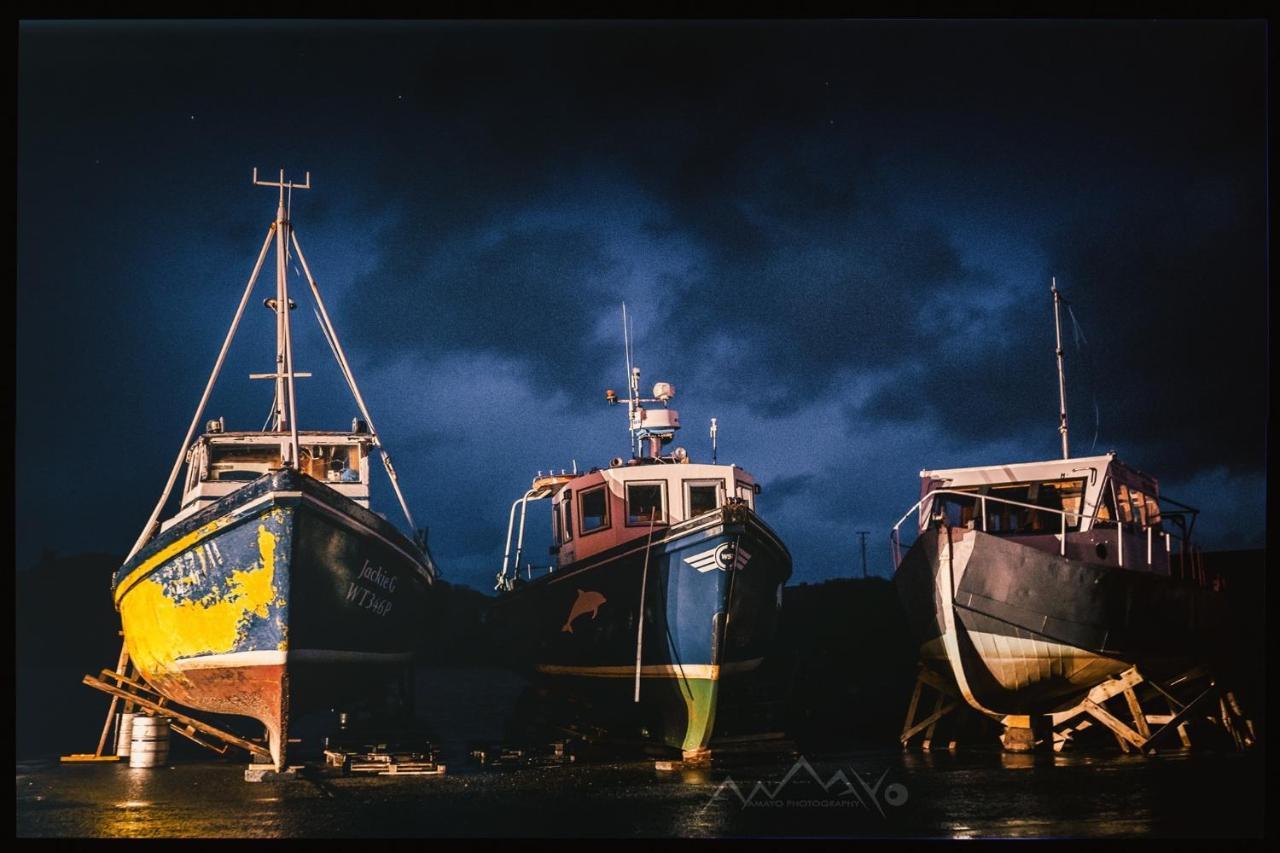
[889,488,1188,577]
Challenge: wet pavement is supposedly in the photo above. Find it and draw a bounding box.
[17,746,1264,838]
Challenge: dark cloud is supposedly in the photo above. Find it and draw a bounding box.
[17,20,1266,583]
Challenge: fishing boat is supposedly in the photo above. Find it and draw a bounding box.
[112,171,439,769]
[890,281,1225,719]
[490,311,792,759]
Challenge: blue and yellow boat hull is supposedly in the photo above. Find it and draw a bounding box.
[492,503,792,756]
[113,468,436,767]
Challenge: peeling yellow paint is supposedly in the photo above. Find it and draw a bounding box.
[120,510,286,682]
[115,513,238,606]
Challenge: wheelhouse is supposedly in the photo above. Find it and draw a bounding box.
[161,427,374,533]
[499,461,761,587]
[895,452,1199,577]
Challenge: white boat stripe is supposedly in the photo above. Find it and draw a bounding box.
[172,649,414,669]
[535,658,763,680]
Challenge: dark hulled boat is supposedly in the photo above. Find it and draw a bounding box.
[891,452,1225,716]
[112,171,439,768]
[491,349,792,758]
[890,281,1225,719]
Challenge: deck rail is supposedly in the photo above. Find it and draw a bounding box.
[889,488,1200,581]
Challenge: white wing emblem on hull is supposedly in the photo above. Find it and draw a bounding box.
[684,542,752,573]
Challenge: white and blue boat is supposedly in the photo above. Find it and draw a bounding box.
[491,322,792,759]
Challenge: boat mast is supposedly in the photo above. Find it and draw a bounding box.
[253,168,310,469]
[1052,276,1070,460]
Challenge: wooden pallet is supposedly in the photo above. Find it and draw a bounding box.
[326,743,445,776]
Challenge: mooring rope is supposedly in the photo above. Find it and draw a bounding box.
[634,511,660,703]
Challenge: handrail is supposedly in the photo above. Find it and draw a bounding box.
[889,488,1089,539]
[496,487,550,590]
[888,487,1183,573]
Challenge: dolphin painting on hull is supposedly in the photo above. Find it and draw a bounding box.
[562,590,606,633]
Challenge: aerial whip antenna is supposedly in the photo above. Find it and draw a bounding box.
[1052,277,1070,460]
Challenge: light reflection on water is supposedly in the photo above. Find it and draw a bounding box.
[18,747,1263,839]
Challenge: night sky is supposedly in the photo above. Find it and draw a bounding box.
[17,20,1267,590]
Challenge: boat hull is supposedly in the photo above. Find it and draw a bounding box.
[895,526,1227,716]
[491,504,792,755]
[113,469,436,767]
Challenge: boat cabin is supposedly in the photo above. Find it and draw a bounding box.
[160,425,374,533]
[499,460,760,587]
[911,452,1197,576]
[497,363,767,588]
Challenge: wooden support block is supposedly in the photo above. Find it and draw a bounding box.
[1223,691,1257,747]
[910,701,958,748]
[1123,688,1151,739]
[921,692,946,750]
[1142,684,1219,751]
[61,754,120,763]
[900,676,924,746]
[1081,699,1147,751]
[1085,667,1146,705]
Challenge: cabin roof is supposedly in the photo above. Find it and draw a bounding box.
[921,453,1115,481]
[199,430,371,442]
[920,452,1158,493]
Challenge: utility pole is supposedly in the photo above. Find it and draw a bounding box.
[856,530,870,579]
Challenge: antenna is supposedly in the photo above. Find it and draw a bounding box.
[622,303,641,458]
[710,417,718,464]
[1052,277,1070,460]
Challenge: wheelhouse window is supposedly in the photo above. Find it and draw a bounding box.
[1034,478,1086,531]
[1094,483,1118,527]
[1115,483,1135,525]
[580,486,610,534]
[685,480,721,519]
[735,481,755,509]
[929,490,980,529]
[300,444,361,483]
[984,484,1031,533]
[1141,493,1162,527]
[626,482,666,525]
[937,478,1088,534]
[1114,484,1159,529]
[184,447,203,492]
[561,490,573,541]
[206,444,281,482]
